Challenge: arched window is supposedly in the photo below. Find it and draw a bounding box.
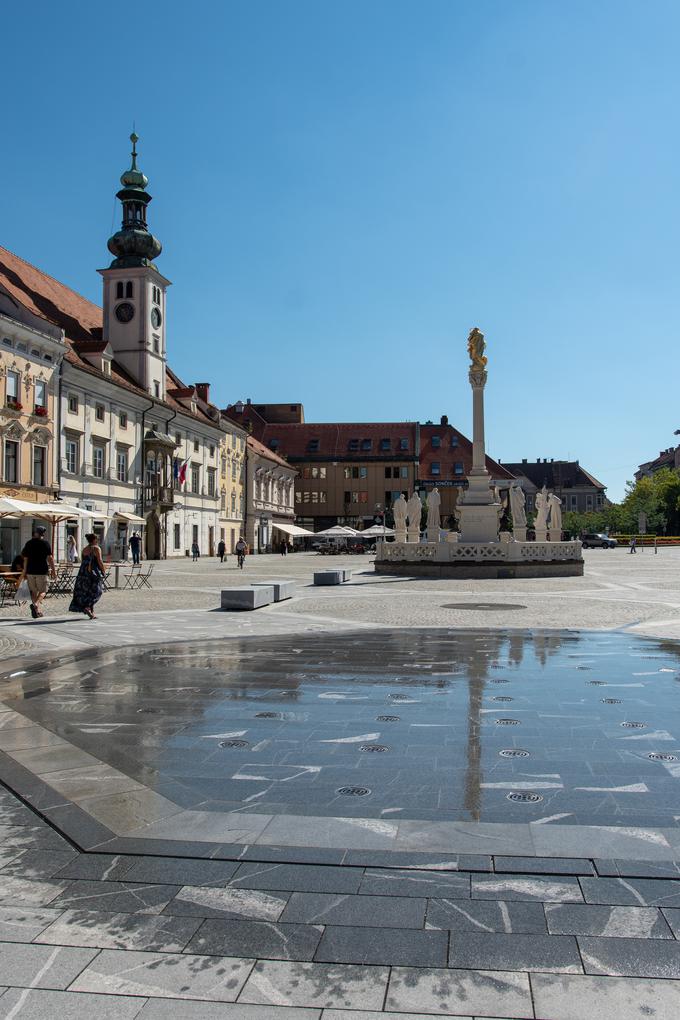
[125,281,133,299]
[116,282,123,299]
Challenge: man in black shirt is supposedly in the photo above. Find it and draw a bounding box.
[21,526,56,618]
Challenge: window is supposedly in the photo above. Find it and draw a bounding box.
[344,467,351,478]
[380,438,391,451]
[192,524,199,545]
[569,495,578,510]
[308,438,320,452]
[344,490,351,503]
[119,412,128,429]
[4,440,18,483]
[68,395,79,414]
[451,435,459,448]
[586,494,594,510]
[174,523,181,550]
[93,445,105,478]
[303,492,310,503]
[29,445,45,487]
[399,438,408,450]
[348,439,359,451]
[320,492,327,503]
[175,433,181,446]
[432,436,441,449]
[431,462,441,476]
[191,464,200,493]
[153,337,159,354]
[231,492,236,514]
[303,467,311,479]
[116,449,128,483]
[65,439,78,474]
[95,404,105,422]
[209,445,215,457]
[125,281,133,298]
[385,490,392,505]
[311,492,319,503]
[207,468,216,496]
[154,381,160,398]
[596,493,604,507]
[361,439,372,451]
[116,282,123,299]
[400,466,408,479]
[35,380,46,409]
[385,467,392,479]
[351,466,359,479]
[269,439,279,450]
[319,467,326,479]
[351,492,359,503]
[453,461,464,475]
[359,491,368,503]
[295,491,302,504]
[360,466,367,478]
[6,370,19,404]
[193,439,199,453]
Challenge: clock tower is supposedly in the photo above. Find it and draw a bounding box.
[99,134,171,399]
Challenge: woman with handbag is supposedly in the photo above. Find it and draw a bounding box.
[69,533,105,619]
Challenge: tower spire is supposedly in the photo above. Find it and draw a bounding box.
[107,132,161,268]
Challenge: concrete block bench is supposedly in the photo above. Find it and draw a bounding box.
[221,585,275,611]
[313,568,353,586]
[252,580,295,602]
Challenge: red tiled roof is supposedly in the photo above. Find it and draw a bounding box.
[247,434,295,470]
[0,245,217,428]
[419,423,514,481]
[243,421,418,459]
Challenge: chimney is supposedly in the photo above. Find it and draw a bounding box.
[522,458,527,464]
[440,414,448,426]
[195,383,210,403]
[246,397,252,405]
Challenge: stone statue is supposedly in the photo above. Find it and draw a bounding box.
[467,327,487,371]
[426,488,441,530]
[407,492,422,542]
[548,492,563,540]
[534,486,549,531]
[393,493,407,539]
[509,483,527,529]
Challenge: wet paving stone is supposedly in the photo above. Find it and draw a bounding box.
[358,867,471,898]
[578,934,680,978]
[580,877,680,907]
[315,924,448,967]
[49,879,181,915]
[229,862,362,894]
[185,917,323,961]
[448,931,583,973]
[280,891,426,928]
[546,902,673,938]
[471,875,583,902]
[35,908,202,952]
[426,897,547,933]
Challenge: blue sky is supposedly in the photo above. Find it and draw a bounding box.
[4,1,679,500]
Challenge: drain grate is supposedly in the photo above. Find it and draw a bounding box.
[137,708,158,714]
[219,739,249,749]
[588,681,607,686]
[337,786,371,796]
[255,712,281,719]
[492,696,514,702]
[621,721,646,729]
[490,678,510,684]
[601,698,623,704]
[496,718,520,726]
[507,791,543,803]
[441,603,528,611]
[360,744,388,752]
[499,748,530,758]
[376,715,401,722]
[389,694,411,701]
[648,752,678,762]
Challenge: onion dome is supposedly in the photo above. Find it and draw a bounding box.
[107,133,162,268]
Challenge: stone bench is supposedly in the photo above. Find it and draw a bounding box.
[220,585,275,611]
[313,568,353,586]
[252,580,295,602]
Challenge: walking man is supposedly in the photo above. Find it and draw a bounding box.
[217,538,226,563]
[630,537,637,554]
[235,535,247,570]
[129,532,141,565]
[20,526,56,619]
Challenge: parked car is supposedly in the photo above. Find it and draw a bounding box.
[581,533,617,549]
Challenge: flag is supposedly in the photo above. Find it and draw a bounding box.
[178,459,188,486]
[173,458,179,481]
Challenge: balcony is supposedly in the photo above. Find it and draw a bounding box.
[144,483,174,512]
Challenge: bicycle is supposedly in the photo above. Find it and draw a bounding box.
[237,552,246,570]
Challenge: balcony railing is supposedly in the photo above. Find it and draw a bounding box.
[144,483,174,510]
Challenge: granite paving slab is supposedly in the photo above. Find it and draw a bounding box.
[229,862,362,894]
[448,931,583,974]
[71,948,254,1001]
[0,905,63,942]
[35,908,202,952]
[531,824,675,862]
[580,876,680,907]
[0,988,148,1019]
[126,809,274,845]
[493,855,595,876]
[357,868,471,898]
[122,856,240,886]
[426,898,547,934]
[258,815,399,851]
[321,1013,473,1020]
[471,875,583,902]
[165,885,289,920]
[0,824,71,850]
[530,971,680,1020]
[280,891,426,928]
[661,907,680,937]
[342,850,491,871]
[394,821,535,855]
[314,924,448,967]
[138,1001,320,1019]
[594,858,680,878]
[0,876,70,907]
[578,934,680,978]
[186,918,323,961]
[0,849,78,880]
[0,941,98,989]
[238,960,388,1011]
[386,966,533,1018]
[53,853,138,882]
[545,902,673,938]
[49,880,181,914]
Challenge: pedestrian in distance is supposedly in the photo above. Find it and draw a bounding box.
[20,525,56,619]
[191,541,200,562]
[630,537,637,554]
[280,540,287,556]
[67,534,78,564]
[235,535,247,570]
[217,539,226,563]
[129,532,141,565]
[68,533,105,620]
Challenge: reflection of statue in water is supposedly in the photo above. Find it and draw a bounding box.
[407,492,422,541]
[509,482,527,528]
[467,327,487,371]
[393,494,407,536]
[534,486,549,530]
[548,492,563,539]
[427,487,441,531]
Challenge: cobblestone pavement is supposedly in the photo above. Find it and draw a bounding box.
[1,550,680,1016]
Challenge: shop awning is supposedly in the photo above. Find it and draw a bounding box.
[272,522,316,537]
[113,511,147,525]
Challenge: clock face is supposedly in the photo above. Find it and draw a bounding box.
[151,307,162,329]
[115,302,134,323]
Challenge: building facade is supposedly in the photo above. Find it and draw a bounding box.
[243,435,296,552]
[635,446,680,481]
[501,459,607,515]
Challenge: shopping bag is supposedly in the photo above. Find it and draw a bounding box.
[16,579,30,602]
